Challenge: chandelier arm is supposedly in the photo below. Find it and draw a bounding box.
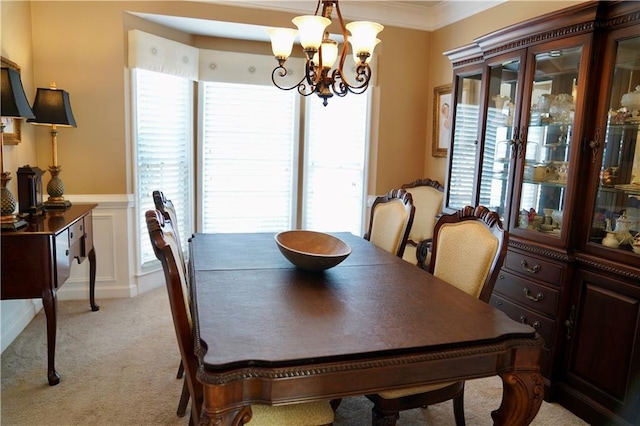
[330,64,372,94]
[305,60,322,90]
[271,66,310,92]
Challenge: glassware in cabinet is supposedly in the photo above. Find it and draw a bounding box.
[516,45,583,237]
[588,34,640,254]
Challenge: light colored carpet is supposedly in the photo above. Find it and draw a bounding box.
[1,287,588,425]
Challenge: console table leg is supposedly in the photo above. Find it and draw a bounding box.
[88,247,99,311]
[43,287,60,386]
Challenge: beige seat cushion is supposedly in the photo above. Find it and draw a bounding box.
[402,244,432,266]
[378,381,458,399]
[249,401,335,426]
[401,244,417,264]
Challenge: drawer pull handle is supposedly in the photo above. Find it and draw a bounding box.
[66,249,69,256]
[519,315,541,330]
[70,232,74,239]
[521,260,541,274]
[523,287,544,302]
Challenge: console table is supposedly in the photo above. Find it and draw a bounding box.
[1,203,98,385]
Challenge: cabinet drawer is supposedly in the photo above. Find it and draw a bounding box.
[504,251,564,286]
[68,219,84,247]
[494,270,559,316]
[490,294,555,348]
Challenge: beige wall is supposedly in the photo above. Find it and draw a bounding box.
[0,0,37,198]
[3,1,588,198]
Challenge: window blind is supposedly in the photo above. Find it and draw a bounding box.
[448,102,480,210]
[303,93,370,235]
[200,82,297,232]
[134,69,193,266]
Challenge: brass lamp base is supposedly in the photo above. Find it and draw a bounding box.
[1,214,28,230]
[44,198,71,210]
[1,172,27,230]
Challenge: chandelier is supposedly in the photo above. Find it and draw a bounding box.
[267,0,383,106]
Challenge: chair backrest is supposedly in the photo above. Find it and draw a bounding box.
[153,190,186,272]
[429,205,507,302]
[145,209,202,423]
[401,178,444,245]
[365,188,415,257]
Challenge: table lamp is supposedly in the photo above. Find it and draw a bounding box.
[1,67,35,230]
[27,83,77,209]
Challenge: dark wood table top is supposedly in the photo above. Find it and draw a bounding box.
[190,232,536,369]
[2,203,97,235]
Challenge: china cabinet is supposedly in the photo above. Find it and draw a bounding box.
[444,2,640,424]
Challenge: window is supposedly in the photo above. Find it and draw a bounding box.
[303,93,370,234]
[133,69,193,267]
[133,56,372,270]
[199,81,370,236]
[199,82,298,232]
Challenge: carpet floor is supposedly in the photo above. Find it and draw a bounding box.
[1,286,588,425]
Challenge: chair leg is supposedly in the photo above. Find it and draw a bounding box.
[177,360,184,379]
[177,377,190,417]
[372,406,399,426]
[452,392,465,426]
[330,398,342,412]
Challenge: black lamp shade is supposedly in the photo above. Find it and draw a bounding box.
[27,88,77,127]
[1,67,35,119]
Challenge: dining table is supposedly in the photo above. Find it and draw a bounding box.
[189,231,544,425]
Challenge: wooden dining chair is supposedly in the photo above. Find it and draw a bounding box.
[152,190,190,416]
[364,188,415,258]
[399,178,444,266]
[366,205,508,426]
[145,210,335,426]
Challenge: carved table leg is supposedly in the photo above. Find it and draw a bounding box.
[42,287,60,386]
[199,405,252,426]
[88,247,99,311]
[491,370,544,425]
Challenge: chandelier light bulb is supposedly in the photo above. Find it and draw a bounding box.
[346,21,384,58]
[313,38,339,69]
[267,28,298,61]
[350,38,380,64]
[293,15,331,51]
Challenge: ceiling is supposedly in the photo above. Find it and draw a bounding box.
[132,1,506,42]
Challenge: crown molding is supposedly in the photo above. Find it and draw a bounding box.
[206,1,506,31]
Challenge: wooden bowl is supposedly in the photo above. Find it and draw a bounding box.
[275,230,351,271]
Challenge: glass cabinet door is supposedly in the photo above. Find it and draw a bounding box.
[588,34,640,253]
[446,71,483,211]
[478,57,522,223]
[516,44,583,237]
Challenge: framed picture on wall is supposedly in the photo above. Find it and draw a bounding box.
[2,56,24,145]
[432,84,452,158]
